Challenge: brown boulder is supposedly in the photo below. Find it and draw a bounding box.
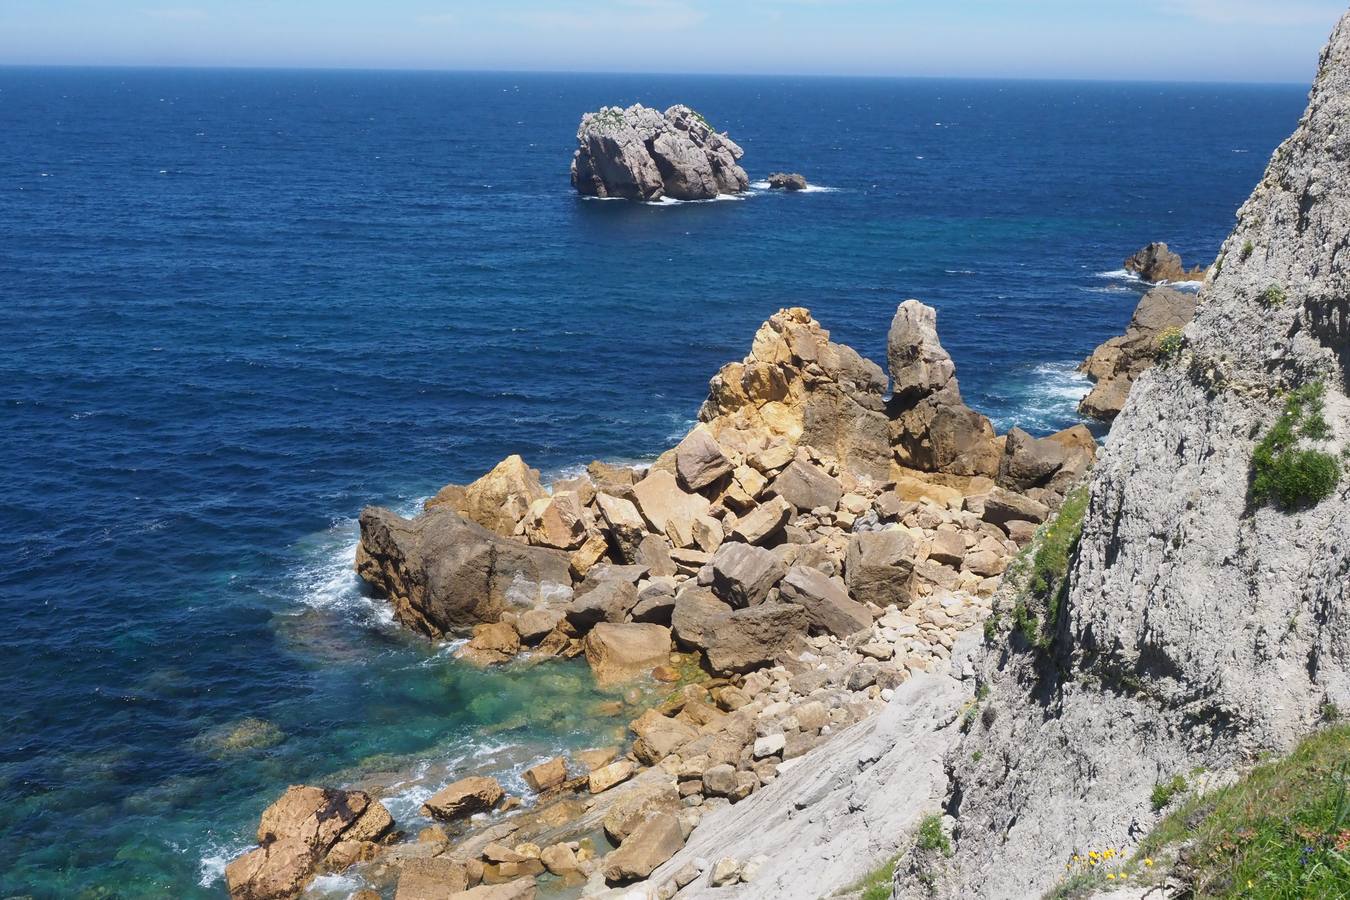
[704,602,809,673]
[355,506,571,638]
[394,858,471,900]
[675,428,734,491]
[522,757,568,793]
[225,786,393,900]
[582,623,673,685]
[729,495,793,545]
[422,776,505,821]
[778,565,872,637]
[446,880,536,900]
[601,812,686,883]
[455,622,521,666]
[433,455,547,537]
[709,541,786,608]
[887,300,1002,476]
[771,460,844,512]
[844,529,917,608]
[522,492,589,550]
[670,587,734,648]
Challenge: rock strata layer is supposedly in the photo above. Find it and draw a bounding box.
[571,104,749,202]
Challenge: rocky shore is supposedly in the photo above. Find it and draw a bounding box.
[1077,284,1197,420]
[225,299,1096,900]
[1121,241,1207,283]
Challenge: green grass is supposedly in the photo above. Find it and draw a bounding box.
[1013,485,1090,649]
[841,853,900,900]
[1154,326,1185,363]
[1137,725,1350,899]
[1250,381,1341,509]
[1259,284,1287,307]
[1240,240,1255,261]
[1151,774,1188,811]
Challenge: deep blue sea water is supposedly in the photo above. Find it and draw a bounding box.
[0,68,1307,896]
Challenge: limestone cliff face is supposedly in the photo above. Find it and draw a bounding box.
[900,13,1350,898]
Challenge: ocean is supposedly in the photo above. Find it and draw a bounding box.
[0,68,1307,896]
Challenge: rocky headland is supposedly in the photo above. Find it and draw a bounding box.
[571,104,750,202]
[226,297,1096,899]
[1077,285,1197,420]
[1122,241,1208,283]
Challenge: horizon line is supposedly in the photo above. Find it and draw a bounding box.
[0,62,1314,89]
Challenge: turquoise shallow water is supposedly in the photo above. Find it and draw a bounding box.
[0,68,1308,896]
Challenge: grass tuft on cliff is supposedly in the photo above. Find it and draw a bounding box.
[1009,485,1090,650]
[1250,381,1341,509]
[1138,724,1350,898]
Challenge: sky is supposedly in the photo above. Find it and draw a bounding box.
[0,1,1345,82]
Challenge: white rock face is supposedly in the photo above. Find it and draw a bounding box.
[571,104,749,201]
[897,13,1350,899]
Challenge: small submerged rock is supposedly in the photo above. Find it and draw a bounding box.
[194,717,285,758]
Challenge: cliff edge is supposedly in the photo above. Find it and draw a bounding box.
[897,12,1350,898]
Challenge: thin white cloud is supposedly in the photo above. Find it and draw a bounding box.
[1161,0,1344,26]
[503,0,706,32]
[142,7,208,22]
[417,12,458,26]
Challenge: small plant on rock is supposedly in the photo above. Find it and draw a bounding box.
[1154,326,1184,363]
[916,814,953,857]
[1151,774,1188,812]
[1259,283,1287,307]
[1251,381,1341,509]
[1240,239,1255,261]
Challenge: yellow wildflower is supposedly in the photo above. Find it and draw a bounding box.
[1144,858,1154,867]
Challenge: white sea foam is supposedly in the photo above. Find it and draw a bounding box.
[288,516,395,629]
[197,836,252,888]
[1095,268,1141,281]
[988,362,1093,436]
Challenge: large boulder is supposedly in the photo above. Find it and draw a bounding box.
[426,455,547,537]
[1078,286,1197,420]
[675,428,733,491]
[709,542,786,608]
[571,104,748,202]
[356,507,571,638]
[594,493,649,564]
[631,469,712,546]
[522,491,589,550]
[583,623,673,685]
[421,776,505,821]
[844,529,917,608]
[704,602,809,673]
[670,587,735,648]
[778,565,872,637]
[771,460,844,512]
[887,300,1001,476]
[601,811,686,883]
[225,786,393,900]
[698,307,892,481]
[1122,241,1206,283]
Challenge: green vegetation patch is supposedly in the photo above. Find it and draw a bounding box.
[1151,774,1188,812]
[841,853,901,900]
[917,813,953,857]
[1011,485,1090,649]
[1259,283,1287,307]
[1250,381,1341,509]
[1137,724,1350,899]
[1154,326,1185,363]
